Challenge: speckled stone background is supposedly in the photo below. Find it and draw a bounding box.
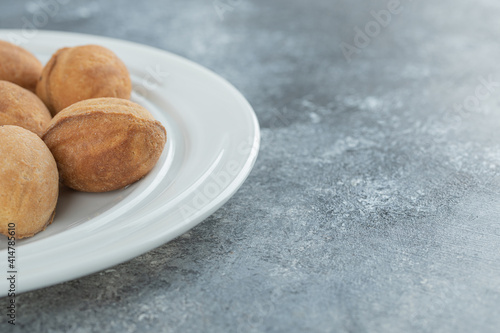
[2,0,500,332]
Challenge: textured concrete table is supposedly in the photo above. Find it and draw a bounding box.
[2,0,500,332]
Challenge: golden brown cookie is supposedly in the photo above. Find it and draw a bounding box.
[0,80,52,137]
[0,125,59,239]
[0,40,43,93]
[36,44,132,116]
[42,98,166,192]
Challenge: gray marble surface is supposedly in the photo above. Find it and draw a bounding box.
[2,0,500,332]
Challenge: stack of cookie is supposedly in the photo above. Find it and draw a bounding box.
[0,41,167,239]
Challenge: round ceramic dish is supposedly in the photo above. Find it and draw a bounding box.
[0,30,260,295]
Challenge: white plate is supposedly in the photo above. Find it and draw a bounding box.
[0,30,260,296]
